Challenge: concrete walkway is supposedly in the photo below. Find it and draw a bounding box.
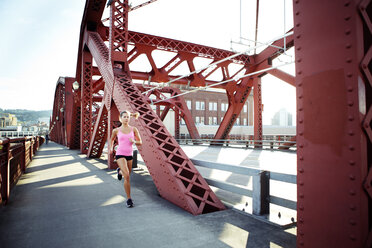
[0,142,296,248]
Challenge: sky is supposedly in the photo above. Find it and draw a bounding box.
[0,0,295,125]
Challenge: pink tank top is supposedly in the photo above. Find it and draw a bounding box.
[116,127,134,156]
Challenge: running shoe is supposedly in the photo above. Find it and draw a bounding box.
[116,168,122,181]
[126,198,134,208]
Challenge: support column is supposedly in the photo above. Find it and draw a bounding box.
[293,0,370,247]
[253,77,262,148]
[175,108,180,139]
[107,103,120,169]
[80,51,93,154]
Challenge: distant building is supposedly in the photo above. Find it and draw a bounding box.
[271,108,293,126]
[0,113,17,127]
[181,89,253,127]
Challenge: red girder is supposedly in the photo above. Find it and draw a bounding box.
[86,27,225,214]
[80,51,93,154]
[294,0,370,246]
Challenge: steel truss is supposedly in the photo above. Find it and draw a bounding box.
[49,1,370,244]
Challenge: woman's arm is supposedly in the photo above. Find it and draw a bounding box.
[133,127,142,145]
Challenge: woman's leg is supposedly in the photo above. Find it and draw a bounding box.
[117,158,131,199]
[127,160,133,174]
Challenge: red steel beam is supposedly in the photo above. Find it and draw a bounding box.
[268,68,295,86]
[86,28,225,215]
[294,0,370,246]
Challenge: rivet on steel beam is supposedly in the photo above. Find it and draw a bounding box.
[299,206,304,210]
[295,0,299,3]
[299,144,304,148]
[349,219,356,225]
[296,35,301,39]
[299,107,303,111]
[349,190,356,196]
[299,241,304,246]
[349,234,356,241]
[344,16,351,21]
[346,43,352,49]
[362,64,368,69]
[299,131,303,136]
[348,116,354,121]
[299,218,304,224]
[348,101,354,106]
[298,94,303,99]
[296,23,301,27]
[299,119,303,124]
[299,181,304,186]
[296,47,301,51]
[297,58,302,63]
[347,86,353,92]
[299,168,304,173]
[299,193,304,199]
[346,58,352,63]
[299,156,304,161]
[344,1,351,7]
[349,204,356,210]
[349,160,355,166]
[346,72,353,77]
[298,83,302,87]
[348,130,354,136]
[349,174,356,180]
[349,145,355,151]
[365,122,370,128]
[295,11,300,16]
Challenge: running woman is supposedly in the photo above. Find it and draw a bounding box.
[110,110,142,208]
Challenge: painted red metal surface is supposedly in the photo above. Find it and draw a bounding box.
[294,0,370,246]
[253,77,262,148]
[80,51,93,154]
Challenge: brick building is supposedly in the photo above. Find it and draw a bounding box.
[181,89,253,127]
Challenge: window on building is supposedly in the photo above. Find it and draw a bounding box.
[236,118,240,126]
[200,101,205,110]
[244,105,247,112]
[221,103,228,112]
[186,100,192,109]
[209,102,217,111]
[200,116,204,125]
[208,117,212,125]
[195,101,205,110]
[243,118,247,125]
[213,117,217,125]
[195,116,200,124]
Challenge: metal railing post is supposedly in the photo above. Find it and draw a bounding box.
[21,138,26,173]
[132,150,138,168]
[0,139,10,204]
[252,171,270,215]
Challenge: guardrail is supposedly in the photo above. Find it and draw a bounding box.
[190,159,297,216]
[0,136,45,205]
[176,138,297,150]
[0,131,39,138]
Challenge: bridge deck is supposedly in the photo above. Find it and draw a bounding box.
[0,142,296,248]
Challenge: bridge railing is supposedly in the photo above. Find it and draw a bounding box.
[0,136,44,205]
[176,138,297,150]
[190,159,297,225]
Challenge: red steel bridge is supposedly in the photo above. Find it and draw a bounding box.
[48,0,371,247]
